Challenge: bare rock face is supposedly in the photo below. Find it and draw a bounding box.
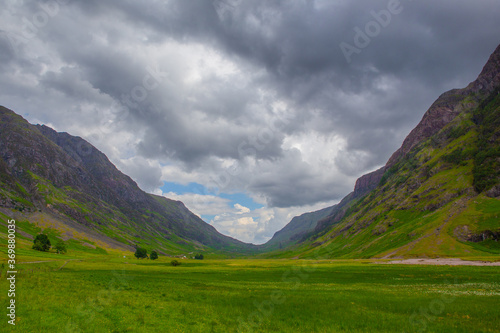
[468,44,500,94]
[353,167,385,198]
[387,44,500,167]
[486,185,500,198]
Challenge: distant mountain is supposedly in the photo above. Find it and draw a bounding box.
[0,107,255,254]
[267,44,500,258]
[262,205,334,251]
[263,167,384,251]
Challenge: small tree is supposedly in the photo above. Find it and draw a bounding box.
[55,240,67,254]
[33,234,51,252]
[150,251,158,260]
[134,247,148,259]
[170,259,180,266]
[194,253,204,260]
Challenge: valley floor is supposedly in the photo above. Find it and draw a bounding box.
[1,255,499,332]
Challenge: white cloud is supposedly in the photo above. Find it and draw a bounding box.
[162,192,231,217]
[234,203,250,214]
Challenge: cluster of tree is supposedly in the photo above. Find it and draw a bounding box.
[134,247,158,260]
[32,234,66,254]
[194,253,204,260]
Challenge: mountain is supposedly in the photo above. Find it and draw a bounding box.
[262,205,334,251]
[0,107,255,255]
[267,44,500,258]
[263,167,385,251]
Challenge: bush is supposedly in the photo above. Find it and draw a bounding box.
[171,259,181,266]
[134,247,148,259]
[33,234,51,252]
[55,240,67,254]
[150,251,158,260]
[194,253,204,260]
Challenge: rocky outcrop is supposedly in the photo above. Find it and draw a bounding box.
[353,167,384,198]
[486,185,500,198]
[387,44,500,167]
[467,44,500,94]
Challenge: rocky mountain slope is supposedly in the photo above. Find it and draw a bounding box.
[266,44,500,258]
[0,107,255,255]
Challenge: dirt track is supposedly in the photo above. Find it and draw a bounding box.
[375,258,500,266]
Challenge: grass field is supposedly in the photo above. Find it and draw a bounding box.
[1,255,499,332]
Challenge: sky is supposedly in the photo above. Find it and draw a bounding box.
[1,0,499,244]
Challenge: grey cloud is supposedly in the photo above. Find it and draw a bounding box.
[248,149,353,207]
[1,0,499,213]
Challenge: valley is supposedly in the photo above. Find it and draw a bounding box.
[1,253,499,332]
[0,5,499,331]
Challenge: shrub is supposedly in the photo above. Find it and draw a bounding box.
[55,240,67,254]
[150,251,158,260]
[33,234,51,252]
[171,259,181,266]
[194,253,204,260]
[134,247,148,259]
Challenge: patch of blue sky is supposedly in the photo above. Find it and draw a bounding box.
[161,181,264,211]
[161,181,205,195]
[201,214,216,223]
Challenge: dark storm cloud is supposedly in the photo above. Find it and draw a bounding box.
[91,0,499,170]
[1,0,499,212]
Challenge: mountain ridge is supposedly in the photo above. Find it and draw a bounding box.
[264,43,500,258]
[0,106,255,254]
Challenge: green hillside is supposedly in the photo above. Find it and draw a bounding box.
[261,45,500,259]
[281,88,499,259]
[0,106,255,257]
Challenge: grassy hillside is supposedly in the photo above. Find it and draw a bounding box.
[0,106,255,256]
[268,89,499,259]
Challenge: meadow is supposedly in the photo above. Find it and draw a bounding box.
[1,255,499,332]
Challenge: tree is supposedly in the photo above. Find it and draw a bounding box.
[33,234,51,252]
[150,251,158,260]
[170,259,181,266]
[134,247,148,259]
[194,253,204,260]
[55,240,67,254]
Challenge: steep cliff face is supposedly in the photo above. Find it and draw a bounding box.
[36,124,152,207]
[387,44,500,167]
[353,167,384,198]
[0,106,254,254]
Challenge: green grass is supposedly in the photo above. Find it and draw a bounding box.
[1,257,499,332]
